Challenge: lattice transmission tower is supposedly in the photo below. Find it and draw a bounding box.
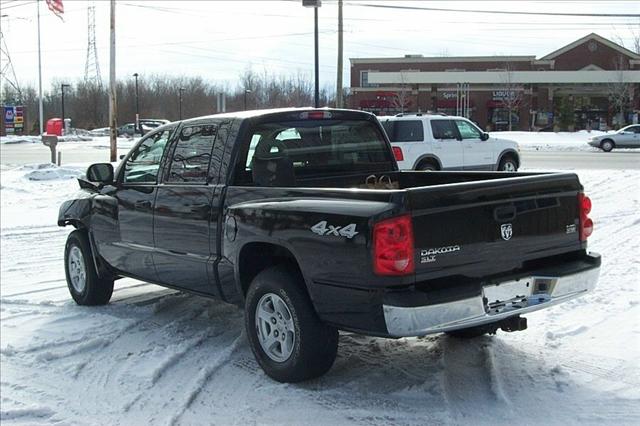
[84,2,102,88]
[0,28,23,102]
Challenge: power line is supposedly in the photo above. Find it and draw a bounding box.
[350,2,640,18]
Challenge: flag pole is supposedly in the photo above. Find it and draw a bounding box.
[37,0,44,135]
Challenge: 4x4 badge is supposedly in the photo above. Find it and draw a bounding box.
[501,223,513,241]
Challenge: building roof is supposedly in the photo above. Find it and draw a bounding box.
[540,33,640,60]
[350,56,536,65]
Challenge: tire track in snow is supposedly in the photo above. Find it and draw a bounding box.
[167,332,244,426]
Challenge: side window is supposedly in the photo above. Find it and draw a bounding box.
[123,128,172,183]
[167,125,216,183]
[454,120,482,140]
[430,120,458,140]
[386,120,424,142]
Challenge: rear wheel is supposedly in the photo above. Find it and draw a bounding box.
[417,160,438,171]
[498,155,518,172]
[245,265,338,382]
[600,139,614,152]
[64,230,114,305]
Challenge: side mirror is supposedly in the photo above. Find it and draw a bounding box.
[86,163,114,184]
[481,132,490,141]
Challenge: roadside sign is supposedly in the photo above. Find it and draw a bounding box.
[3,106,24,134]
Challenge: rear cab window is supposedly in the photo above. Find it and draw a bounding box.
[166,125,217,183]
[236,118,394,186]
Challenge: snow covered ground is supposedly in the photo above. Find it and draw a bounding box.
[1,162,639,425]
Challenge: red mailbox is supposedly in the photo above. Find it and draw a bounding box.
[46,118,63,136]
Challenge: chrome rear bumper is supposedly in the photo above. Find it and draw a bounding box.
[383,255,600,337]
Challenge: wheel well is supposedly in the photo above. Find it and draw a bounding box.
[238,243,304,296]
[601,138,615,145]
[416,157,440,170]
[499,151,519,168]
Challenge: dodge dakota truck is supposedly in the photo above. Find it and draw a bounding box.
[58,108,600,382]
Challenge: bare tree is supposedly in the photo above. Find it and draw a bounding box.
[608,55,634,127]
[391,71,411,114]
[500,63,526,131]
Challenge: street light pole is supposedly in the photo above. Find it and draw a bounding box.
[133,73,140,134]
[244,89,252,110]
[314,6,319,108]
[61,83,70,135]
[303,0,321,108]
[179,88,185,120]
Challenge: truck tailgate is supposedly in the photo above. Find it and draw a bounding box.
[408,173,584,281]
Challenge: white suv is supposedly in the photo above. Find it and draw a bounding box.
[379,114,520,171]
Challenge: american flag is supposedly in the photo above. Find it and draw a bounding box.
[45,0,64,20]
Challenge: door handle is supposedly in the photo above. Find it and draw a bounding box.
[135,200,151,209]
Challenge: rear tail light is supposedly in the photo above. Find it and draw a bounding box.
[392,146,404,162]
[373,215,415,276]
[578,193,593,241]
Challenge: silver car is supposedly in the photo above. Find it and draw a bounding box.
[588,124,640,152]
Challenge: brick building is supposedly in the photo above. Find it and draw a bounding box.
[349,33,640,131]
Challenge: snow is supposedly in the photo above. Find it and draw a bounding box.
[492,130,625,152]
[1,162,639,425]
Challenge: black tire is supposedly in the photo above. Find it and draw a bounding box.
[498,155,518,172]
[600,139,614,152]
[64,230,114,306]
[417,160,438,171]
[245,265,339,383]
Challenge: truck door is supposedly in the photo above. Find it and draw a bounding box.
[108,127,174,281]
[429,119,463,170]
[455,119,493,170]
[153,122,224,295]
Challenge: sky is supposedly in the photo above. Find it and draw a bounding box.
[1,0,639,93]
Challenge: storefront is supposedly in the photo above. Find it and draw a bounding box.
[350,33,640,131]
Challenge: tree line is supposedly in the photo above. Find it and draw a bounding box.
[1,70,344,133]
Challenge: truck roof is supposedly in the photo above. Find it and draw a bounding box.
[178,107,376,125]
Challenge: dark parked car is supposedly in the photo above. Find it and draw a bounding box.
[59,108,600,382]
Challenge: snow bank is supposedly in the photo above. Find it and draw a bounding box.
[8,163,85,181]
[493,130,615,152]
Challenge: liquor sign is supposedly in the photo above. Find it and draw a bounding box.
[492,90,519,101]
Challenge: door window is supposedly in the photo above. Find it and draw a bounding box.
[166,125,217,183]
[430,120,458,140]
[454,120,482,139]
[123,128,172,183]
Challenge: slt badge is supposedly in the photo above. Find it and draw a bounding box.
[501,223,513,241]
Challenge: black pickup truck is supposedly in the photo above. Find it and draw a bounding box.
[58,108,600,382]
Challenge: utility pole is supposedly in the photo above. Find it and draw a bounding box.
[37,1,44,135]
[303,1,321,108]
[109,0,117,162]
[336,0,343,108]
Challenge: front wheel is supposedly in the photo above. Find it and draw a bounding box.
[245,265,338,382]
[64,230,114,305]
[498,155,518,172]
[600,139,614,152]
